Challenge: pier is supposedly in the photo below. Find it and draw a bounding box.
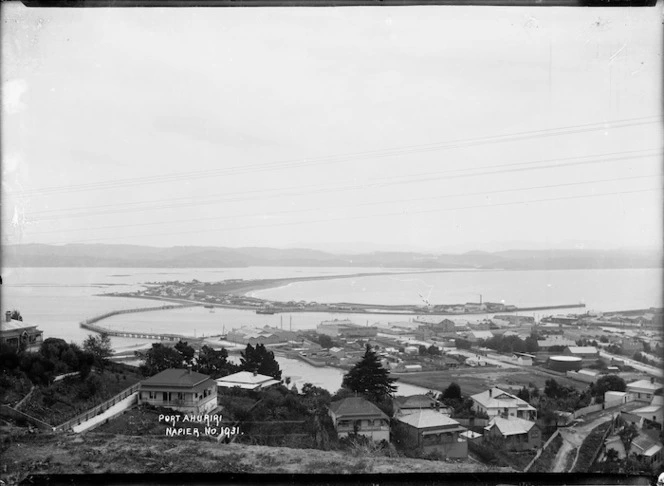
[79,303,205,343]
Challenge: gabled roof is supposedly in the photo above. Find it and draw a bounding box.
[471,387,536,411]
[631,433,663,456]
[328,397,388,419]
[397,410,462,430]
[485,416,536,436]
[141,368,213,388]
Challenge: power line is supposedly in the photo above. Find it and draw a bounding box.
[25,173,662,237]
[26,148,661,222]
[37,186,662,245]
[10,115,661,198]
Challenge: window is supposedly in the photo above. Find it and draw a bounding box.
[149,391,155,400]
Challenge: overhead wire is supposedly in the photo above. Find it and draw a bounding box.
[25,173,663,237]
[26,148,662,222]
[37,185,663,245]
[9,115,661,198]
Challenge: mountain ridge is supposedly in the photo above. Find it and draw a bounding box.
[3,244,662,270]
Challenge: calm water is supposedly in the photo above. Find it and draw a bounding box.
[3,267,661,344]
[3,266,659,395]
[251,268,663,312]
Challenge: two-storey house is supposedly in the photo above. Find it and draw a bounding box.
[470,387,537,421]
[396,410,468,458]
[328,397,390,442]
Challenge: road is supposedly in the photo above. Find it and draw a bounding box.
[550,401,644,472]
[599,350,663,378]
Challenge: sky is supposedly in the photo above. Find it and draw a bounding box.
[2,3,663,253]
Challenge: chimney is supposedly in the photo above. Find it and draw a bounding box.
[5,311,11,323]
[489,389,492,397]
[253,371,257,377]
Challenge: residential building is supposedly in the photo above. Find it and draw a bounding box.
[0,311,43,351]
[328,347,345,358]
[138,368,217,414]
[483,416,542,451]
[328,397,390,441]
[470,387,537,420]
[630,430,663,470]
[215,371,280,391]
[631,395,664,428]
[396,410,468,458]
[626,379,664,402]
[393,394,449,416]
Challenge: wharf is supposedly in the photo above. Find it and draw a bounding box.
[79,303,206,343]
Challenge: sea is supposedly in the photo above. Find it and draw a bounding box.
[2,266,661,394]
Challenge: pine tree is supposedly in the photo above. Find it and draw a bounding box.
[342,344,397,402]
[240,343,282,380]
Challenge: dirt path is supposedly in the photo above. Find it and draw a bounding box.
[549,402,643,473]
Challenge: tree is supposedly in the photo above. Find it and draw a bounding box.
[10,310,23,321]
[318,334,334,349]
[516,386,530,403]
[442,382,461,400]
[592,375,627,401]
[174,340,195,366]
[196,345,237,378]
[239,343,282,380]
[619,423,639,453]
[341,344,397,402]
[83,333,114,372]
[138,343,185,376]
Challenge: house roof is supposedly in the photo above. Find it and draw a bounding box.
[397,410,462,430]
[632,405,662,415]
[460,430,482,439]
[328,397,388,419]
[485,417,536,436]
[216,371,280,386]
[141,368,213,388]
[631,433,663,456]
[472,331,494,340]
[566,346,599,354]
[0,318,39,332]
[627,380,664,392]
[329,347,343,353]
[471,387,536,411]
[394,395,438,409]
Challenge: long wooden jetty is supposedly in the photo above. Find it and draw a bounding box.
[79,303,204,342]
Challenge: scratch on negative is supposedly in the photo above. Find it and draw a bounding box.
[608,42,627,65]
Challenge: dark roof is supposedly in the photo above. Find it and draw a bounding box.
[394,395,438,408]
[328,397,388,419]
[141,368,213,388]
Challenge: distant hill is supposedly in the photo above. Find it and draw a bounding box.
[3,244,662,270]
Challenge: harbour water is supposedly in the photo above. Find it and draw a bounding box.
[2,266,661,394]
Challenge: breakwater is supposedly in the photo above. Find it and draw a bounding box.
[79,303,204,342]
